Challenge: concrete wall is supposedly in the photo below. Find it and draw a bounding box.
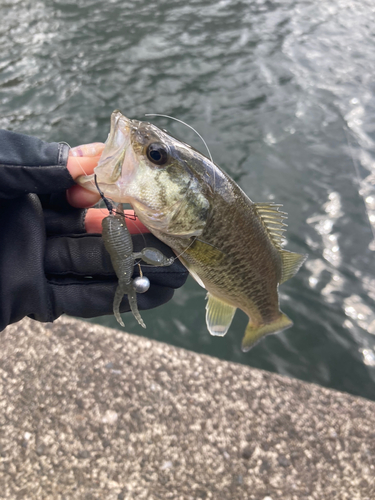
[0,316,374,499]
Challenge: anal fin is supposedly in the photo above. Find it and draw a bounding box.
[206,293,236,337]
[241,312,293,352]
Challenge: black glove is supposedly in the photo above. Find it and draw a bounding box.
[0,130,188,331]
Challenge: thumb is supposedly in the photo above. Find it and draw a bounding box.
[67,142,105,180]
[69,143,105,158]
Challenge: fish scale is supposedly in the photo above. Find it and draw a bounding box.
[167,191,282,324]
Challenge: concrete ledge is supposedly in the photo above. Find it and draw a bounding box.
[0,316,374,499]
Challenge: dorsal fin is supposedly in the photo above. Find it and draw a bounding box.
[254,202,307,283]
[279,250,307,284]
[254,202,288,250]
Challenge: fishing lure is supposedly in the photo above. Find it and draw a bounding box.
[95,175,174,328]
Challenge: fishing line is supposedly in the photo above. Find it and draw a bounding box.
[144,113,213,163]
[145,113,217,195]
[94,174,113,214]
[170,235,198,262]
[143,113,217,264]
[66,125,203,265]
[67,141,146,239]
[134,236,198,269]
[93,174,148,249]
[64,141,111,217]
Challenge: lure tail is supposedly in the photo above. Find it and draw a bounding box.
[128,286,146,329]
[113,283,146,329]
[113,283,126,327]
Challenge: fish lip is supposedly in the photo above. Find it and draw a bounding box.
[111,109,133,134]
[76,110,135,199]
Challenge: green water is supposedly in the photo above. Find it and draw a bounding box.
[1,0,375,399]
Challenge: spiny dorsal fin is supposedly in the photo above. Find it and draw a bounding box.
[254,202,288,250]
[279,250,307,284]
[254,203,307,282]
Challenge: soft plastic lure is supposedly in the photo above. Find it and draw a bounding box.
[97,177,174,328]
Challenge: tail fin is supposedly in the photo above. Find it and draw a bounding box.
[241,312,293,352]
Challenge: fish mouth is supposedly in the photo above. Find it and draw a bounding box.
[76,110,135,202]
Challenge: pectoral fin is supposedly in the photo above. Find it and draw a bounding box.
[186,239,226,266]
[206,293,236,337]
[241,312,293,352]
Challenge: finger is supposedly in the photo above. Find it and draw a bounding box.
[85,208,150,234]
[66,143,105,207]
[66,184,101,208]
[69,142,105,158]
[45,233,188,285]
[66,155,103,180]
[50,281,175,318]
[66,142,105,179]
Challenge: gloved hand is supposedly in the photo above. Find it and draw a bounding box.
[0,130,188,331]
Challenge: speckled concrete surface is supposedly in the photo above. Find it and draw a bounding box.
[0,317,374,500]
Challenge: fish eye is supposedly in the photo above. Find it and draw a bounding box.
[146,143,168,166]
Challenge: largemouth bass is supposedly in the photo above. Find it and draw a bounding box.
[77,111,306,351]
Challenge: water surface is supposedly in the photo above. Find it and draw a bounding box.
[1,0,375,399]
